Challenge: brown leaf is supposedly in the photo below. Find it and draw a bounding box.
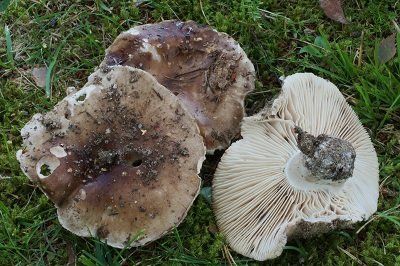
[320,0,349,24]
[32,66,48,88]
[378,33,397,64]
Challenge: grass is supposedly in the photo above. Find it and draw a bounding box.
[0,0,399,265]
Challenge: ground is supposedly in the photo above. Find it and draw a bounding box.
[0,0,399,265]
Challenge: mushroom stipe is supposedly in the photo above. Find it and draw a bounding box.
[294,126,356,182]
[17,66,206,248]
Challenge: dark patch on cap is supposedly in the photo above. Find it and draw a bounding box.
[97,225,110,239]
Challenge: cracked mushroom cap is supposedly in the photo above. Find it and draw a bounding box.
[17,65,205,248]
[99,20,255,153]
[212,73,378,261]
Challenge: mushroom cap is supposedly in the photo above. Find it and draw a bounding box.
[17,66,206,248]
[100,20,255,153]
[212,73,378,260]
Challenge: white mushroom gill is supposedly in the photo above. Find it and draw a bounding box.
[212,73,379,261]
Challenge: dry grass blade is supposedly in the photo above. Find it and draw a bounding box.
[337,246,365,265]
[223,245,237,266]
[0,174,11,180]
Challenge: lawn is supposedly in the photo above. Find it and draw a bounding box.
[0,0,399,265]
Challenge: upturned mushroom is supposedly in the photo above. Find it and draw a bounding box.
[99,20,255,153]
[17,65,206,248]
[212,73,379,260]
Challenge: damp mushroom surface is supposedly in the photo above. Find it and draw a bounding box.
[17,66,206,248]
[212,73,379,261]
[100,20,255,153]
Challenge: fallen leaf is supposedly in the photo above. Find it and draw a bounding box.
[208,223,219,234]
[200,186,212,204]
[378,33,397,64]
[32,66,48,88]
[319,0,348,24]
[65,241,76,266]
[0,0,11,12]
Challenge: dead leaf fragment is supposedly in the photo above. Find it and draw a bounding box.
[378,33,397,64]
[32,66,48,88]
[208,223,219,234]
[320,0,349,24]
[65,241,76,266]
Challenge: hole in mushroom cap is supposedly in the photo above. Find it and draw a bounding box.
[131,159,143,167]
[76,93,87,102]
[36,155,60,179]
[64,109,71,119]
[40,164,51,176]
[124,152,143,167]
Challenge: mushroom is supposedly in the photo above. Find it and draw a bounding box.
[17,65,206,248]
[212,73,378,260]
[99,20,255,153]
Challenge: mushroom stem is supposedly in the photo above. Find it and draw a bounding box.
[294,126,356,182]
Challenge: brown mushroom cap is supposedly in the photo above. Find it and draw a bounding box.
[17,66,205,248]
[99,20,255,153]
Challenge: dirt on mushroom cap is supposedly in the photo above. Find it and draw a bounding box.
[17,66,206,248]
[99,20,255,153]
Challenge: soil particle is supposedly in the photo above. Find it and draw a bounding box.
[42,117,62,130]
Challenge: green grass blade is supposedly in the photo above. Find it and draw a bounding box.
[283,245,307,258]
[4,25,14,66]
[45,32,73,98]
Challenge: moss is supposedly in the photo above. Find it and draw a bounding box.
[0,0,399,264]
